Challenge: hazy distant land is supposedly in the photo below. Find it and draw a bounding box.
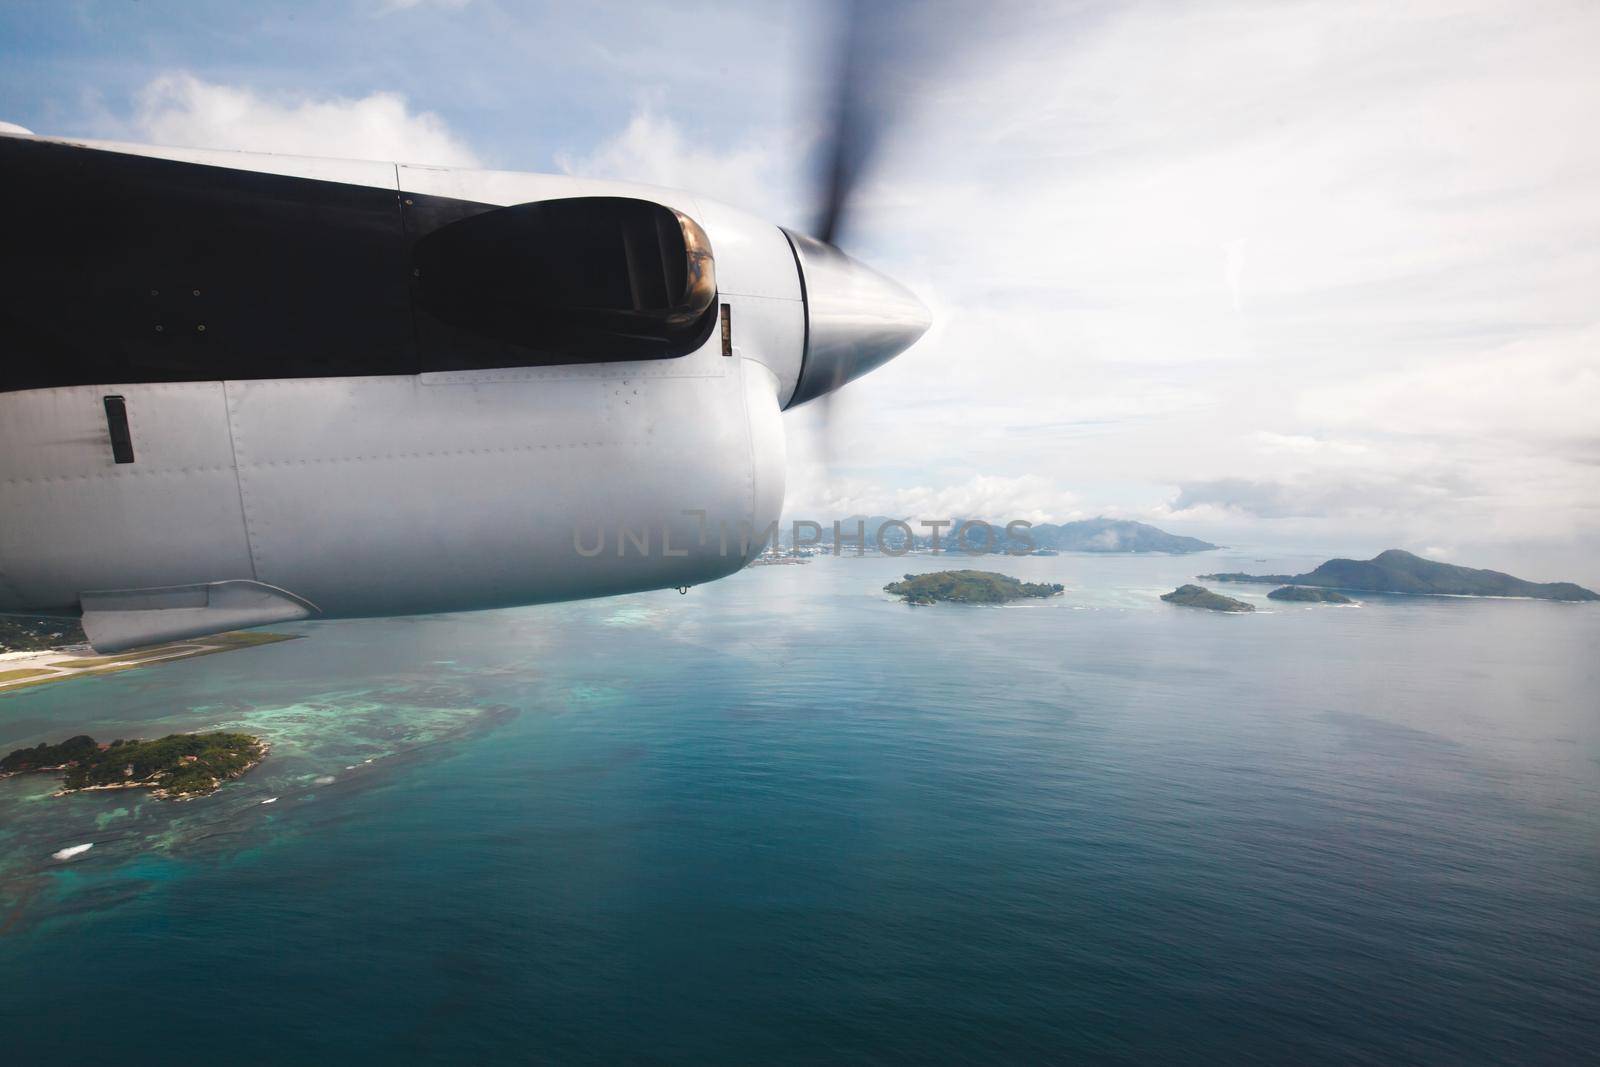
[823,516,1218,555]
[1014,518,1218,554]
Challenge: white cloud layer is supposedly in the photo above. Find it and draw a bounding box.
[377,0,472,12]
[784,474,1081,526]
[128,73,479,166]
[556,108,802,222]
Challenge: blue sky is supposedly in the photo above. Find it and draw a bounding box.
[4,1,1598,582]
[0,1,813,190]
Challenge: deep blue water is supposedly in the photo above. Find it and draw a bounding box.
[2,552,1597,1064]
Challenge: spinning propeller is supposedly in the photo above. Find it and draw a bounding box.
[793,0,932,477]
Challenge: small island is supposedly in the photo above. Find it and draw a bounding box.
[885,570,1064,606]
[1161,584,1255,612]
[0,732,267,800]
[1268,586,1354,604]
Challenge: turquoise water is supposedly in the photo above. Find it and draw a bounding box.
[2,552,1597,1063]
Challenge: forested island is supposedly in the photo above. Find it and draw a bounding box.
[1161,585,1255,612]
[1268,586,1354,604]
[0,732,267,799]
[885,571,1065,605]
[1199,549,1597,602]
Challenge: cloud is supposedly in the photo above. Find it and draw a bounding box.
[784,473,1082,525]
[1169,473,1474,521]
[556,108,801,222]
[127,73,479,166]
[1296,325,1600,455]
[376,0,472,11]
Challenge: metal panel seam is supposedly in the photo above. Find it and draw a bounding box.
[737,357,759,554]
[221,381,261,580]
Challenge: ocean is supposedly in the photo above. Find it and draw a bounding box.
[1,551,1597,1064]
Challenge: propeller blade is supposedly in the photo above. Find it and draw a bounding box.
[816,391,838,474]
[812,0,893,247]
[805,1,978,479]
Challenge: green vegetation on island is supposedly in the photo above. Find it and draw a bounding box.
[0,734,99,772]
[1161,585,1255,612]
[1268,586,1354,604]
[885,570,1064,605]
[1,732,268,799]
[1200,571,1294,584]
[1199,549,1597,602]
[0,615,87,654]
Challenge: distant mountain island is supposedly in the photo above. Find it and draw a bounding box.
[1200,549,1598,602]
[1026,518,1218,554]
[815,516,1217,555]
[1160,585,1254,612]
[885,571,1064,605]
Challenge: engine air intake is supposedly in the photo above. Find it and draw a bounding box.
[413,196,717,365]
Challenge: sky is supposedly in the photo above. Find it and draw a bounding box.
[3,0,1597,583]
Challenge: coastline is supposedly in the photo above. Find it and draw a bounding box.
[0,632,300,695]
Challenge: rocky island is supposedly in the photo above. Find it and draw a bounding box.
[1161,585,1255,612]
[1267,586,1355,604]
[1199,549,1597,602]
[1,731,267,800]
[885,570,1065,605]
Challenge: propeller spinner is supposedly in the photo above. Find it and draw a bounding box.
[783,228,929,409]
